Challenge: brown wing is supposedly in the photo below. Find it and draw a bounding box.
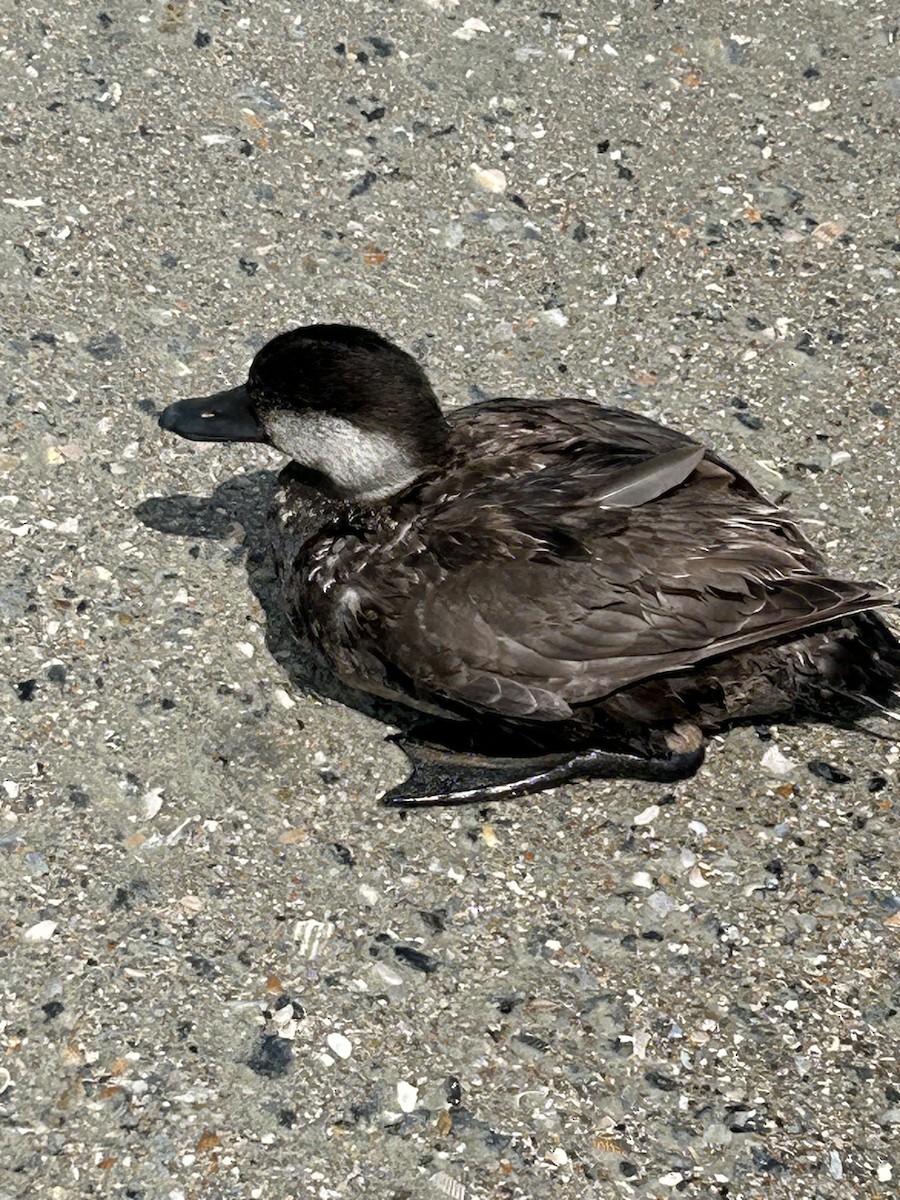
[338,401,891,720]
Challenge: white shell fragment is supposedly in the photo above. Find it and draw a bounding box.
[143,788,164,820]
[633,803,660,826]
[396,1080,419,1112]
[24,920,58,942]
[761,745,797,776]
[292,918,335,958]
[326,1032,353,1060]
[452,17,490,39]
[430,1171,466,1200]
[471,166,507,193]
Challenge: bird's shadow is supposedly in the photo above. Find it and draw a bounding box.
[135,469,426,738]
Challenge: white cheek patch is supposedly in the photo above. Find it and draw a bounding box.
[266,410,421,501]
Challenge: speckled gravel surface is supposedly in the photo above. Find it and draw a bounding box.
[2,3,900,1198]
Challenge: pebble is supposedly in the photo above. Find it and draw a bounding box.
[471,166,507,193]
[396,1080,418,1113]
[658,1171,684,1188]
[808,759,852,784]
[326,1032,353,1060]
[646,890,677,917]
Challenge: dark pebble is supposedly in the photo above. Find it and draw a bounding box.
[348,170,377,198]
[807,759,851,784]
[597,139,610,153]
[794,332,816,355]
[194,29,211,48]
[734,412,764,430]
[362,106,385,122]
[445,1075,462,1106]
[238,258,259,276]
[85,332,123,360]
[393,945,439,974]
[247,1035,293,1078]
[47,664,66,683]
[644,1069,678,1091]
[42,1000,65,1020]
[366,36,393,57]
[571,218,588,242]
[515,1031,551,1052]
[15,678,37,701]
[417,908,446,934]
[330,841,354,865]
[867,774,887,793]
[723,37,748,66]
[870,401,889,416]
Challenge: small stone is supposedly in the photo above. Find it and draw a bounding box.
[658,1172,684,1188]
[646,890,677,917]
[396,1080,418,1113]
[471,166,507,193]
[326,1032,353,1060]
[807,760,851,784]
[85,332,123,360]
[394,945,439,974]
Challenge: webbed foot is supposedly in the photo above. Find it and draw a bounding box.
[379,738,705,808]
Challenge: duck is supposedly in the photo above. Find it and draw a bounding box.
[158,323,900,806]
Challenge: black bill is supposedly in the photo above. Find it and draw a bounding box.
[158,384,267,442]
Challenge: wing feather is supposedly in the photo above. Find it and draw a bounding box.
[307,400,891,721]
